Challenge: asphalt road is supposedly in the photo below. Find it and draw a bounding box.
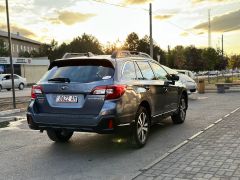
[1,93,240,180]
[0,88,31,98]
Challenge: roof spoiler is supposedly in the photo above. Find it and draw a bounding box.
[62,52,95,59]
[111,50,152,59]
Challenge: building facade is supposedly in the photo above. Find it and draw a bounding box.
[0,30,50,84]
[0,30,41,57]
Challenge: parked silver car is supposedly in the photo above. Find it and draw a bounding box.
[0,74,27,91]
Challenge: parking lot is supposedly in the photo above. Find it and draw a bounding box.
[1,92,240,179]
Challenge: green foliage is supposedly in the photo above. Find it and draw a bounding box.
[0,39,8,56]
[228,55,240,69]
[19,51,30,57]
[225,77,233,83]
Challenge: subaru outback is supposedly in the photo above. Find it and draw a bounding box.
[27,51,188,148]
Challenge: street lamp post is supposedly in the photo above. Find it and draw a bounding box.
[5,0,16,109]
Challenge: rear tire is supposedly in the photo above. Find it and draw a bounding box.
[171,95,187,124]
[18,83,24,90]
[0,85,2,92]
[47,129,73,142]
[130,106,150,148]
[7,88,11,91]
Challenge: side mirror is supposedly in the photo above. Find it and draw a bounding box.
[170,74,179,81]
[2,78,6,81]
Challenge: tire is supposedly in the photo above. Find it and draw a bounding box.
[47,129,73,143]
[171,94,187,124]
[130,106,150,148]
[18,83,24,90]
[0,85,2,92]
[7,88,11,91]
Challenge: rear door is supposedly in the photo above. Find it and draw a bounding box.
[36,59,115,115]
[136,61,165,116]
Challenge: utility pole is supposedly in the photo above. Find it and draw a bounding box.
[5,0,16,109]
[208,9,211,48]
[149,3,153,58]
[221,34,223,58]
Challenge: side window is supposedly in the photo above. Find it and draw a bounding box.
[14,75,19,79]
[150,62,168,80]
[5,75,10,80]
[122,62,136,80]
[137,61,155,80]
[134,62,144,80]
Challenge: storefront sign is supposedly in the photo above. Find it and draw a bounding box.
[0,57,49,66]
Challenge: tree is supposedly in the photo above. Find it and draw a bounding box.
[123,32,139,51]
[0,39,8,56]
[228,55,240,69]
[201,48,219,70]
[19,51,30,57]
[171,46,186,69]
[68,33,103,55]
[184,46,203,71]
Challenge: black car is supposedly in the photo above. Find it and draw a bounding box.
[27,51,188,148]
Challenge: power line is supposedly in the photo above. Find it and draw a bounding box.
[91,0,148,11]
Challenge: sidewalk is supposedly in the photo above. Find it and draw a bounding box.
[134,107,240,180]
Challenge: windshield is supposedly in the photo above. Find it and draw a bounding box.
[40,65,114,83]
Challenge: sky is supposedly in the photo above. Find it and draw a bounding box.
[0,0,240,55]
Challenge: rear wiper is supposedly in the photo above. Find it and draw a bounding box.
[48,77,70,83]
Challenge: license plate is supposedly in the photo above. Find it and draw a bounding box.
[56,95,78,103]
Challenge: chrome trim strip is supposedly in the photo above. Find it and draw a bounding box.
[117,123,131,127]
[152,109,177,118]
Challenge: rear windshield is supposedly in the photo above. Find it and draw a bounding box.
[40,65,114,83]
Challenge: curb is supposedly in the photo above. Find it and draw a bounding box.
[0,116,25,123]
[133,106,240,179]
[0,108,26,116]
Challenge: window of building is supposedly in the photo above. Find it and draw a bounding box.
[16,44,18,52]
[122,62,136,81]
[136,61,155,80]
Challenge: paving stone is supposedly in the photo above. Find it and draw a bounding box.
[134,110,240,180]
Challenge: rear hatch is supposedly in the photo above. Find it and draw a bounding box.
[33,58,115,115]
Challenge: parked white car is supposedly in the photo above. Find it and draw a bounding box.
[175,69,196,79]
[161,65,197,94]
[177,73,197,94]
[0,74,27,91]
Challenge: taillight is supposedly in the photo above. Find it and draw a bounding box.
[91,85,126,100]
[31,85,43,99]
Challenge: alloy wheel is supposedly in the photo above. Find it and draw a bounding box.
[137,112,149,143]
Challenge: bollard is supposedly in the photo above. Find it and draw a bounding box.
[198,79,205,94]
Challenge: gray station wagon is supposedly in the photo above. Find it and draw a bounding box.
[27,51,188,148]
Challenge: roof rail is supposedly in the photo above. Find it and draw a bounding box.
[111,50,152,59]
[62,52,94,59]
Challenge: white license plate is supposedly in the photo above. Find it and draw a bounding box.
[56,95,78,103]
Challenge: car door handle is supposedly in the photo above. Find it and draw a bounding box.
[163,87,168,93]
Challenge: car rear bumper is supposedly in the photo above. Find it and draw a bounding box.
[27,109,133,134]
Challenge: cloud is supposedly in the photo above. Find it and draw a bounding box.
[122,0,152,5]
[180,32,189,37]
[0,24,36,38]
[0,5,5,13]
[46,11,96,25]
[154,14,174,20]
[193,9,240,33]
[191,0,225,4]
